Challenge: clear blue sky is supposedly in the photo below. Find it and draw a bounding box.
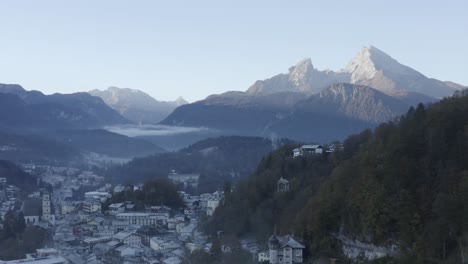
[0,0,467,102]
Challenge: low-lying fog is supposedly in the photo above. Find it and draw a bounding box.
[105,124,211,137]
[105,125,225,151]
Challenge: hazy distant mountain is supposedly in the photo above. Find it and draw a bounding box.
[89,87,188,124]
[0,83,129,130]
[162,83,415,142]
[247,46,461,98]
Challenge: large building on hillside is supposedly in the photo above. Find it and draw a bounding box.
[22,189,55,225]
[269,233,305,264]
[293,145,323,157]
[168,171,200,189]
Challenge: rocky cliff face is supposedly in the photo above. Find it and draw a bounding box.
[295,83,411,124]
[345,46,457,98]
[247,46,460,98]
[247,58,350,95]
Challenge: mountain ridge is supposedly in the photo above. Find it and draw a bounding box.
[0,83,130,130]
[89,86,188,124]
[246,46,461,98]
[162,83,414,142]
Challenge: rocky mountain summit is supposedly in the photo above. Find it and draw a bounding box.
[89,86,187,124]
[247,46,459,98]
[162,46,465,142]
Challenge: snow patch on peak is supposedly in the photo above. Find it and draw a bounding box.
[289,58,314,73]
[346,46,423,81]
[345,46,379,82]
[174,96,188,106]
[288,58,316,86]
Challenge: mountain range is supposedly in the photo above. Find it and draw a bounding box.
[161,46,461,142]
[0,83,129,130]
[247,46,460,98]
[1,46,465,150]
[206,92,468,263]
[0,84,165,161]
[89,87,188,124]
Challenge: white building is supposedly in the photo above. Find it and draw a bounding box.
[2,247,67,264]
[41,190,55,224]
[82,198,101,213]
[22,189,55,225]
[0,256,67,264]
[150,237,182,252]
[116,212,158,226]
[61,202,78,215]
[113,185,125,193]
[206,199,221,216]
[84,191,111,201]
[0,177,6,187]
[168,171,200,189]
[292,148,302,158]
[177,222,196,238]
[258,251,270,262]
[277,178,290,192]
[108,203,126,215]
[293,145,323,157]
[113,231,142,246]
[269,234,305,264]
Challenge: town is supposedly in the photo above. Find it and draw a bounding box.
[0,144,332,264]
[0,160,309,264]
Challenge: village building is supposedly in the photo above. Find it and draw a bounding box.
[61,201,78,215]
[277,178,290,192]
[206,198,221,216]
[116,212,158,226]
[108,202,126,215]
[82,198,101,213]
[22,189,55,225]
[293,145,324,157]
[168,171,200,189]
[292,148,302,158]
[113,231,142,246]
[268,233,305,264]
[258,251,270,262]
[84,191,111,202]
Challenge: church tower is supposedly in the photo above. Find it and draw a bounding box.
[268,233,280,264]
[41,189,51,221]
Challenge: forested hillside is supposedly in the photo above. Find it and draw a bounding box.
[104,136,290,193]
[206,93,468,263]
[0,132,81,164]
[0,160,37,192]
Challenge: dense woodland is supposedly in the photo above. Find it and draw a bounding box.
[206,94,468,263]
[104,178,184,210]
[0,132,80,164]
[0,160,37,192]
[0,211,46,260]
[103,136,288,193]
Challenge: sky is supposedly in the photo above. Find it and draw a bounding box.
[0,0,467,102]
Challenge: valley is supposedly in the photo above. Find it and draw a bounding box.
[0,44,466,264]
